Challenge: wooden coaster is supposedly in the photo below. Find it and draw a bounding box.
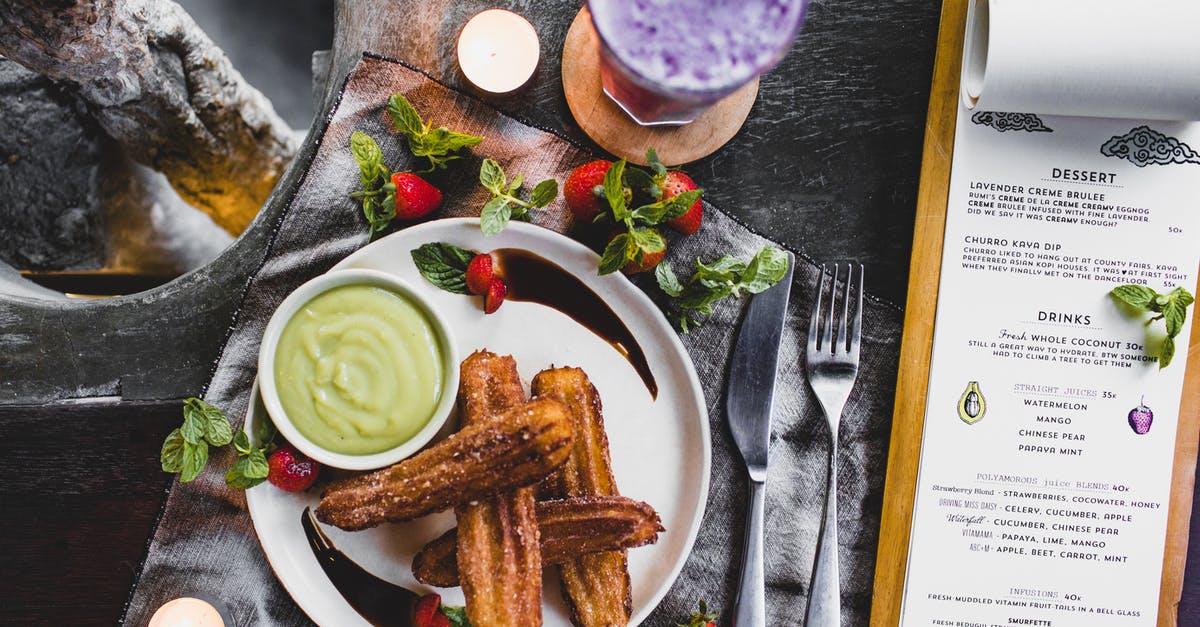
[561,7,759,166]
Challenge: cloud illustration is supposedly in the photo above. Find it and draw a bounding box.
[1100,126,1200,167]
[971,111,1053,133]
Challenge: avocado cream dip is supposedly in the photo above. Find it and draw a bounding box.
[273,284,444,455]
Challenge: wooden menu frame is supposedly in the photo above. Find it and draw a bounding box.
[868,1,1200,625]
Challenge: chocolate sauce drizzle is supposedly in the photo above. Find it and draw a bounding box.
[492,248,658,399]
[302,508,418,626]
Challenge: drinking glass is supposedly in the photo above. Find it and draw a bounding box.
[588,0,808,126]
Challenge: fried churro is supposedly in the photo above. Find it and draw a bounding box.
[532,367,631,627]
[454,351,541,627]
[414,496,664,588]
[315,397,572,531]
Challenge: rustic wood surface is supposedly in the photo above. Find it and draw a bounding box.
[561,7,759,166]
[1,0,1196,625]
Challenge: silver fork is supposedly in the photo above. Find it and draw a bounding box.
[803,263,863,627]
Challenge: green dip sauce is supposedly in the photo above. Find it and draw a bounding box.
[274,284,444,455]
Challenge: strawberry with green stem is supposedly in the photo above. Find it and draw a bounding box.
[679,600,718,627]
[598,157,702,275]
[349,131,443,237]
[477,158,558,236]
[644,148,704,235]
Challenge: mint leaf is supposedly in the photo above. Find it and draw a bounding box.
[630,227,666,254]
[480,158,506,195]
[204,413,233,447]
[181,408,206,445]
[180,440,209,483]
[480,197,512,237]
[185,397,232,446]
[630,199,669,225]
[233,430,252,455]
[530,179,558,208]
[662,189,703,221]
[599,233,632,275]
[508,172,524,195]
[1171,286,1195,307]
[161,428,185,473]
[695,255,745,285]
[623,167,656,195]
[1111,284,1157,309]
[441,605,470,627]
[258,417,277,451]
[646,148,667,177]
[604,159,628,219]
[656,262,684,297]
[225,454,267,490]
[350,131,386,187]
[1160,335,1176,369]
[387,94,425,136]
[411,242,476,294]
[1164,297,1187,337]
[740,247,789,294]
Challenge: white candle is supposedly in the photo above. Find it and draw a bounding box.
[148,597,226,627]
[457,9,540,94]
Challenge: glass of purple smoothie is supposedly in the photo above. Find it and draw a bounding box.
[587,0,808,126]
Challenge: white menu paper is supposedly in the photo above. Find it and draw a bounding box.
[898,3,1200,625]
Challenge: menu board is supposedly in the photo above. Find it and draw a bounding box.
[896,105,1200,623]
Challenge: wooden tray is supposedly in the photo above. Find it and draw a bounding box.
[868,1,1200,625]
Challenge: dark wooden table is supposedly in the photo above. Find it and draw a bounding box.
[1,0,1196,625]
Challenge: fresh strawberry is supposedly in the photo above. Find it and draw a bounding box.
[563,160,612,223]
[679,600,718,627]
[465,253,495,295]
[624,248,665,275]
[390,172,443,220]
[607,228,666,275]
[267,444,319,492]
[413,593,441,627]
[484,277,507,314]
[662,170,703,234]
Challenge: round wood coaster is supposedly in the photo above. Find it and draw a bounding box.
[561,7,759,166]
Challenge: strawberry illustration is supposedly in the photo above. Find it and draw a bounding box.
[484,277,507,314]
[267,444,320,492]
[390,172,443,220]
[465,253,495,295]
[662,170,703,234]
[1128,398,1153,435]
[563,160,613,223]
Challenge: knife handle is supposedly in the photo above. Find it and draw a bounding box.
[732,477,766,627]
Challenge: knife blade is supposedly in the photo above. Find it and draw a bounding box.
[725,250,793,627]
[726,251,794,478]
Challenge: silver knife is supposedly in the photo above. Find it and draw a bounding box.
[726,251,794,627]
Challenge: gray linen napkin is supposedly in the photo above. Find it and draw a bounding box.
[122,54,902,627]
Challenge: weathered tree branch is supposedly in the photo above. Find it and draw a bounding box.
[0,0,299,234]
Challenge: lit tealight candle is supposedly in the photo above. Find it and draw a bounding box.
[457,9,540,94]
[148,597,227,627]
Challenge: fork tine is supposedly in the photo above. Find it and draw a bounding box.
[850,264,864,351]
[809,265,826,350]
[823,264,837,352]
[839,263,851,353]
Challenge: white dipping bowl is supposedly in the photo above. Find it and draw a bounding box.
[257,268,459,470]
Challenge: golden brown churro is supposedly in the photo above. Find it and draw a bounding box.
[314,397,573,531]
[413,496,664,588]
[532,367,631,627]
[454,351,541,627]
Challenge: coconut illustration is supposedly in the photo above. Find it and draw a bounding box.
[1128,398,1153,435]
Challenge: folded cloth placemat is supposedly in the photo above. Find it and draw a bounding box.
[122,54,902,626]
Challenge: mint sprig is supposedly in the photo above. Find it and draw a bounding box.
[387,94,483,172]
[1111,284,1194,368]
[595,155,702,275]
[160,398,234,483]
[440,604,471,626]
[478,158,558,236]
[411,242,477,294]
[656,247,789,332]
[348,131,395,237]
[226,418,278,489]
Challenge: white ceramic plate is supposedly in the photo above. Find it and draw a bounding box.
[245,218,710,626]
